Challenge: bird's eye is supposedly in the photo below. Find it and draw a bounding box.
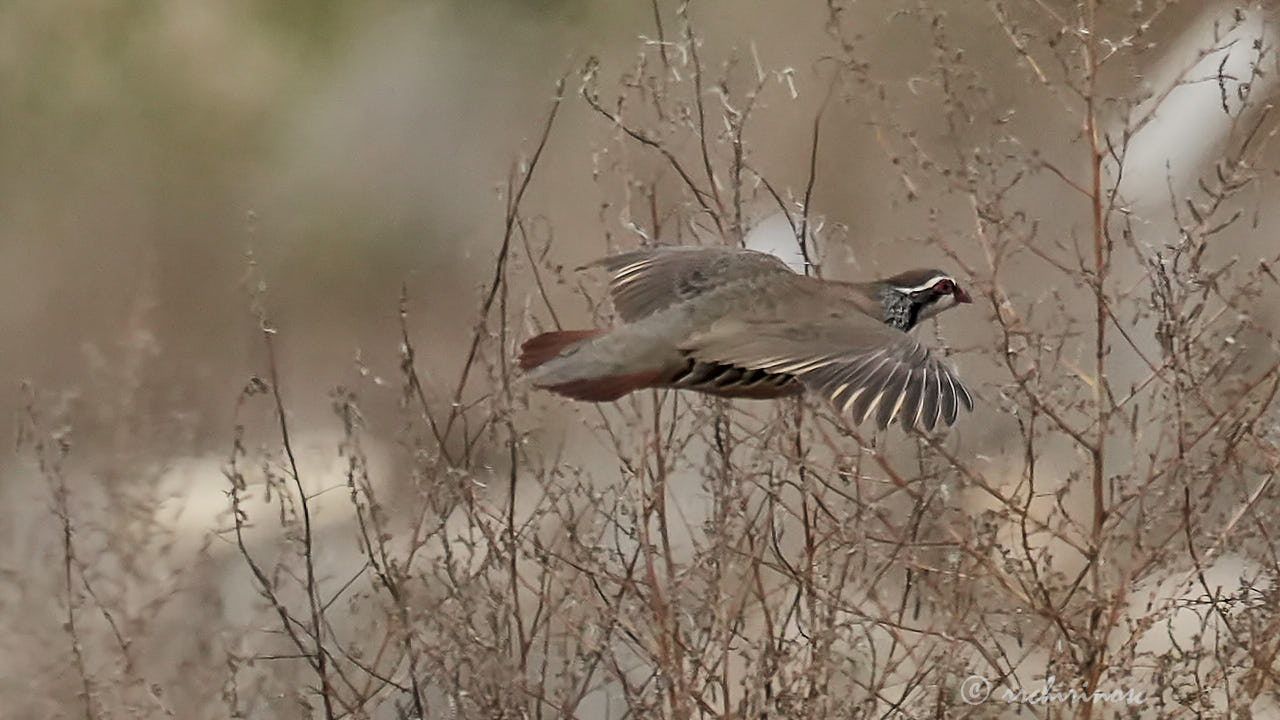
[933,279,954,294]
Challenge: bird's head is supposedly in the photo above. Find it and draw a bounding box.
[878,269,972,331]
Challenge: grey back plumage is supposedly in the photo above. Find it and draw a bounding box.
[592,247,796,322]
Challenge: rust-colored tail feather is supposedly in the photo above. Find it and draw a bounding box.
[518,329,604,371]
[521,328,665,402]
[546,370,665,402]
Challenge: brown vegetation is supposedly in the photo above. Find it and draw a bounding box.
[9,2,1280,718]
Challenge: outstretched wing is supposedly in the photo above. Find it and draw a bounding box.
[591,246,796,323]
[683,317,974,430]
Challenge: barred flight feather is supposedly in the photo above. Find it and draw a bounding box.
[920,368,941,431]
[901,369,924,429]
[876,367,912,429]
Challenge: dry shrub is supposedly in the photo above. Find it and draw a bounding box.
[17,2,1280,719]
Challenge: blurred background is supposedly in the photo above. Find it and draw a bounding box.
[3,1,1278,717]
[6,0,1270,453]
[2,0,636,452]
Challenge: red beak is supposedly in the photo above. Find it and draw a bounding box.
[954,285,973,304]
